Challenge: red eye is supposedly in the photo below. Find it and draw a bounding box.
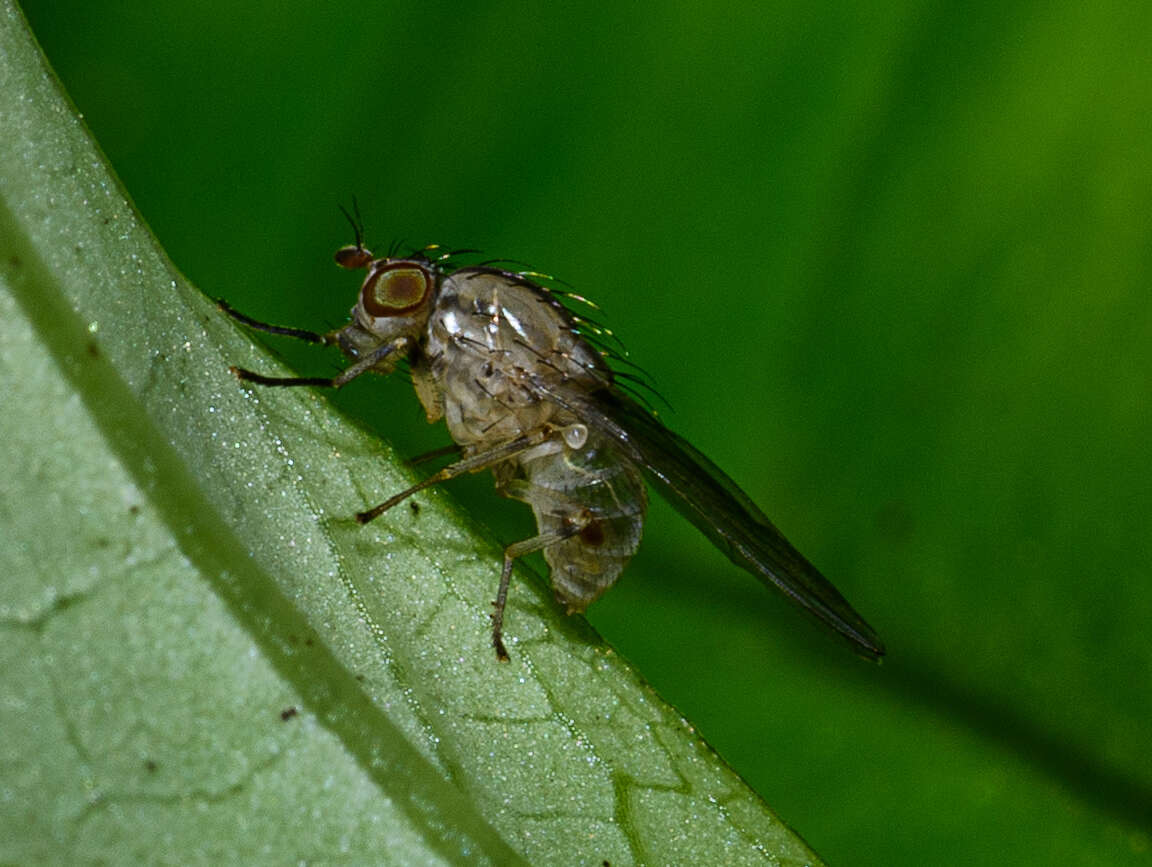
[361,263,433,317]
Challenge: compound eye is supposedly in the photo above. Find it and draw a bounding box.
[361,263,433,317]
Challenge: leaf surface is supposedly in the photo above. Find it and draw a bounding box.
[0,4,819,863]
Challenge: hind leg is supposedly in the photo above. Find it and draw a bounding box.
[491,524,585,661]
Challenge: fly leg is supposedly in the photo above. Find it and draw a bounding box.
[230,339,405,389]
[229,334,408,389]
[354,429,555,523]
[406,443,463,466]
[219,299,410,389]
[491,524,584,661]
[354,426,572,661]
[217,299,336,345]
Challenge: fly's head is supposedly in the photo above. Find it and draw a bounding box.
[334,242,440,350]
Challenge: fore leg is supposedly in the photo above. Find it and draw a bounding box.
[230,339,409,389]
[217,299,335,345]
[219,298,410,389]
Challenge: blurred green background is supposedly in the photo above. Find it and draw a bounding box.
[18,1,1152,863]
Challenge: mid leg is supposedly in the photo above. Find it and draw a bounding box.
[406,443,463,466]
[354,428,557,523]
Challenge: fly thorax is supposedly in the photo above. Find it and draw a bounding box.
[425,277,543,445]
[427,268,611,448]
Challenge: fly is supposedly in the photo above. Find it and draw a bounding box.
[219,219,885,661]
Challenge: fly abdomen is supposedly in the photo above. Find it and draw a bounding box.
[509,434,648,612]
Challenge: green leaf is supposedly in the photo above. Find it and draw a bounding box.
[0,3,821,863]
[15,1,1152,864]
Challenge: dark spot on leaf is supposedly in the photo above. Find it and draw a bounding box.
[280,706,298,721]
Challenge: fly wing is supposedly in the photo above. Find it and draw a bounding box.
[533,378,885,659]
